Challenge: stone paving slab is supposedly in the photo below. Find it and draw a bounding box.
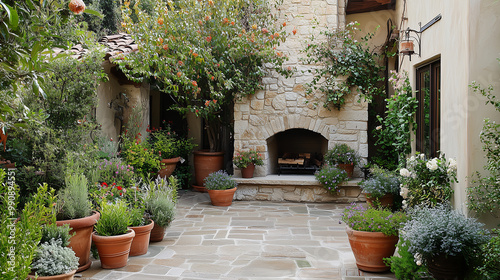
[79,190,397,280]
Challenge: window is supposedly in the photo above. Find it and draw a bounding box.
[416,60,440,158]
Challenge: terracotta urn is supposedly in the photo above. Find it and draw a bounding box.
[158,157,180,178]
[241,163,255,178]
[27,270,77,280]
[55,211,100,272]
[129,219,154,256]
[193,150,224,188]
[207,187,237,206]
[92,229,135,269]
[346,227,399,272]
[338,163,354,178]
[365,193,394,208]
[149,222,167,242]
[426,253,466,280]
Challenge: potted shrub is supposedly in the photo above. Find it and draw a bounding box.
[233,150,264,178]
[358,167,400,208]
[324,143,360,177]
[341,203,407,272]
[127,189,154,256]
[56,173,100,272]
[29,224,79,280]
[143,176,177,242]
[204,170,238,206]
[150,126,181,178]
[314,165,348,195]
[401,204,489,280]
[92,200,135,269]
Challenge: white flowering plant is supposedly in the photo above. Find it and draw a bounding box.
[398,153,457,208]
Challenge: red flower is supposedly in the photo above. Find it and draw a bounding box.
[292,28,297,35]
[116,186,123,191]
[205,36,212,42]
[205,100,210,106]
[192,80,198,87]
[261,28,268,34]
[101,182,108,187]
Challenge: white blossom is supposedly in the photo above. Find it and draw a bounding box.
[400,187,409,199]
[400,168,411,177]
[426,159,438,171]
[448,158,457,170]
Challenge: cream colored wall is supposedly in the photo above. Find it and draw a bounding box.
[96,62,150,141]
[347,10,396,51]
[395,0,500,226]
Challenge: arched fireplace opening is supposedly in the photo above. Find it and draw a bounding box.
[266,128,328,175]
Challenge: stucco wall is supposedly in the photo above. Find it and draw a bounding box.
[395,0,500,226]
[96,62,150,141]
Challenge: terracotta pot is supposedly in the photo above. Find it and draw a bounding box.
[193,150,224,186]
[338,163,354,178]
[365,193,394,208]
[92,229,135,269]
[241,163,255,178]
[158,157,180,178]
[56,211,100,272]
[149,222,167,242]
[28,270,77,280]
[207,187,237,206]
[192,185,207,192]
[346,227,399,272]
[427,253,466,280]
[129,219,154,256]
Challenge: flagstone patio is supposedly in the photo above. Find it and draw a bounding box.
[79,190,397,280]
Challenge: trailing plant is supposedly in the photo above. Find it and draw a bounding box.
[233,150,264,168]
[314,165,348,194]
[401,204,489,262]
[374,70,418,169]
[384,239,430,280]
[57,173,92,220]
[399,153,457,208]
[467,81,500,217]
[118,0,293,152]
[324,143,360,166]
[359,166,400,198]
[204,170,238,190]
[94,200,131,236]
[341,203,406,236]
[302,21,384,110]
[31,239,79,277]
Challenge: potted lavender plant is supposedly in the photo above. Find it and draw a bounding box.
[204,171,238,206]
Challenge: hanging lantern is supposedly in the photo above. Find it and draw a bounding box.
[400,40,415,55]
[69,0,86,15]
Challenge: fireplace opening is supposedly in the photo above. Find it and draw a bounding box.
[266,128,328,175]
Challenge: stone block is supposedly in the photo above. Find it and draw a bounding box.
[251,100,265,110]
[272,95,287,110]
[338,111,368,121]
[300,188,315,202]
[345,121,367,130]
[270,84,278,91]
[262,77,277,85]
[359,143,368,157]
[249,115,265,126]
[331,133,358,142]
[285,92,298,101]
[359,131,367,144]
[238,103,250,112]
[235,186,258,200]
[286,101,297,107]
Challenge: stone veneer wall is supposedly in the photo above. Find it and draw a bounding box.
[233,0,368,177]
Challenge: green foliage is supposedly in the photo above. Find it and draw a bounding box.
[399,153,457,208]
[324,143,360,166]
[203,170,238,190]
[341,203,406,236]
[118,0,292,151]
[94,200,131,236]
[150,124,197,160]
[385,239,429,280]
[314,165,348,194]
[374,70,418,169]
[402,204,489,260]
[143,177,178,227]
[467,82,500,217]
[57,173,92,220]
[233,150,264,168]
[129,205,146,227]
[475,229,500,279]
[121,139,160,181]
[359,166,400,198]
[0,175,57,280]
[302,21,384,110]
[40,224,74,248]
[31,239,79,277]
[95,158,137,187]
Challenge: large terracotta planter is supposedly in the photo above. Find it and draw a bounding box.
[129,219,154,256]
[338,163,354,178]
[193,150,224,186]
[207,187,237,206]
[28,270,77,280]
[241,163,255,178]
[346,227,399,272]
[426,253,466,280]
[365,193,394,208]
[92,229,135,269]
[149,222,167,242]
[158,157,180,178]
[56,211,100,272]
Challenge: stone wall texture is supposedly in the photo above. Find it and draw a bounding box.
[233,0,368,177]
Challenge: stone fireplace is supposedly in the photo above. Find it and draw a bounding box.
[233,0,368,180]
